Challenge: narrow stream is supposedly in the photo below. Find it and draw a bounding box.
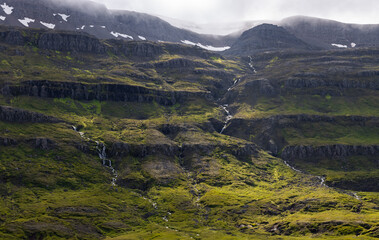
[72,126,118,186]
[248,56,257,73]
[219,104,233,134]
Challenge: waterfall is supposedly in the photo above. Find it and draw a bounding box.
[72,126,118,186]
[96,142,118,186]
[219,104,233,134]
[248,56,257,73]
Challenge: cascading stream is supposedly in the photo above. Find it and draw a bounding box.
[284,159,326,187]
[248,56,257,73]
[72,126,118,186]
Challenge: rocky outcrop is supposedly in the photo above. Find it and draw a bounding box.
[5,81,212,105]
[0,137,18,146]
[223,115,379,155]
[110,40,164,58]
[154,58,207,68]
[283,78,379,90]
[109,141,257,159]
[33,138,55,150]
[38,32,106,53]
[0,30,25,45]
[281,144,379,161]
[328,177,379,192]
[110,142,179,158]
[245,78,277,96]
[0,106,60,123]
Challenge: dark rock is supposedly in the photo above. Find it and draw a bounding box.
[154,58,207,68]
[281,144,379,161]
[0,30,25,45]
[34,138,55,150]
[38,32,106,53]
[245,78,277,96]
[0,137,17,146]
[0,106,61,123]
[6,80,212,106]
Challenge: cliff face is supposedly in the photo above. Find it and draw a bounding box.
[109,141,257,160]
[281,144,379,161]
[0,28,106,54]
[0,105,60,123]
[4,81,212,106]
[223,115,379,156]
[38,32,106,53]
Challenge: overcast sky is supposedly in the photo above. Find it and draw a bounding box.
[91,0,379,24]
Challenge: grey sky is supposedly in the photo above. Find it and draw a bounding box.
[92,0,379,24]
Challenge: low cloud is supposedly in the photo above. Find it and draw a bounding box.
[88,0,379,24]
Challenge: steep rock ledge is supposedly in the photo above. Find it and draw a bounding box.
[109,142,258,159]
[223,115,379,155]
[3,81,212,105]
[0,105,60,123]
[281,144,379,161]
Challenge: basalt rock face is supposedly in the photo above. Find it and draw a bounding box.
[154,58,207,68]
[0,106,60,123]
[33,138,55,150]
[5,81,212,106]
[109,142,258,160]
[0,137,18,146]
[328,178,379,192]
[38,32,106,53]
[0,30,25,45]
[283,78,379,91]
[110,142,180,158]
[281,145,379,161]
[0,27,106,54]
[243,77,379,99]
[223,115,379,155]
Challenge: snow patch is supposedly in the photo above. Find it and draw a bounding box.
[110,31,133,40]
[81,25,85,30]
[18,17,35,27]
[0,15,5,21]
[1,3,13,15]
[40,21,55,29]
[57,13,70,22]
[101,26,106,28]
[331,43,347,48]
[351,42,356,48]
[89,25,94,28]
[138,35,146,40]
[53,13,57,16]
[181,40,230,52]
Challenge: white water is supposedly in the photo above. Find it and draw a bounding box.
[96,142,118,186]
[284,160,327,187]
[219,104,233,134]
[248,56,257,73]
[72,126,118,186]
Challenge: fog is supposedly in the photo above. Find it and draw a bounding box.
[90,0,379,25]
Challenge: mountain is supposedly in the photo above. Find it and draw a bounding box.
[0,0,232,48]
[281,16,379,49]
[225,24,313,56]
[0,24,378,239]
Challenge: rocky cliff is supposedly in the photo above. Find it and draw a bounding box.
[3,80,212,105]
[281,144,379,161]
[0,105,60,123]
